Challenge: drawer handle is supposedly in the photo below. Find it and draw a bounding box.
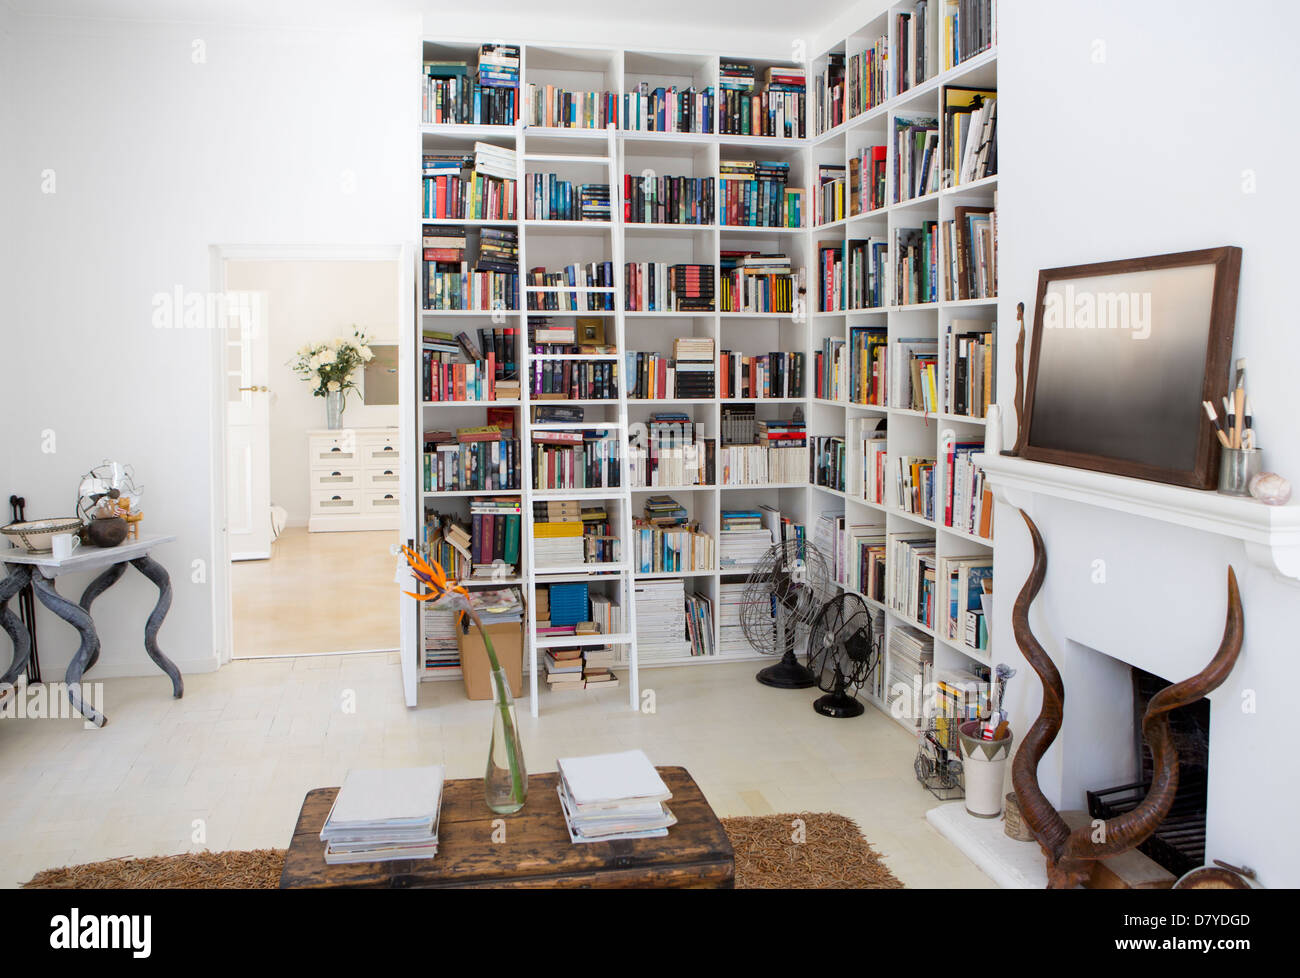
[383,470,394,476]
[331,495,342,500]
[383,494,395,500]
[331,471,342,477]
[382,445,394,452]
[329,447,341,453]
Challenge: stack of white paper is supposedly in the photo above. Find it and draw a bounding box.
[320,766,445,864]
[556,750,677,843]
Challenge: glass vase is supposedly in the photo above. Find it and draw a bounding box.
[325,390,344,429]
[485,666,528,814]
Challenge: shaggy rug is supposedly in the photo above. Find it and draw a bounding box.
[23,812,902,889]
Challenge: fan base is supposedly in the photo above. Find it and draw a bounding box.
[755,654,816,690]
[813,692,865,718]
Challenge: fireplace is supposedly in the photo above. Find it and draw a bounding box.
[1086,667,1211,877]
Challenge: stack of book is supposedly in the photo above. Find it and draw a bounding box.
[474,141,516,180]
[581,505,618,564]
[673,337,715,398]
[622,82,714,134]
[320,766,445,864]
[624,174,714,225]
[532,513,584,568]
[718,510,774,569]
[557,751,677,842]
[671,264,714,313]
[718,579,764,654]
[887,625,932,727]
[477,42,519,90]
[423,603,461,674]
[719,252,801,314]
[470,586,524,625]
[478,226,519,272]
[719,159,801,228]
[633,578,691,661]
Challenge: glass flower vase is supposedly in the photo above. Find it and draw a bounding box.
[325,390,344,429]
[485,666,527,814]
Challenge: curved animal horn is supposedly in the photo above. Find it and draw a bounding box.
[1008,509,1071,867]
[1062,566,1243,866]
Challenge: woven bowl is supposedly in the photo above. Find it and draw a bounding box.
[2,517,84,554]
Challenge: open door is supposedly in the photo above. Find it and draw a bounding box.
[224,290,272,560]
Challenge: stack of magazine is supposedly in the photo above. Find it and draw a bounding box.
[556,749,677,843]
[319,766,445,864]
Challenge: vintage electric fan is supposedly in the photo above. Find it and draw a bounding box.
[806,592,879,717]
[740,539,835,689]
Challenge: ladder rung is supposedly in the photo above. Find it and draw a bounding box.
[530,422,625,430]
[532,562,629,575]
[523,153,610,163]
[535,632,634,649]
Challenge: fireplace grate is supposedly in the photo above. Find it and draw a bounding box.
[1086,775,1207,878]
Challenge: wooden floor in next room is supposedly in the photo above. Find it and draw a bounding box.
[231,528,401,657]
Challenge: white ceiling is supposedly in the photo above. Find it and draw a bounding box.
[7,0,851,34]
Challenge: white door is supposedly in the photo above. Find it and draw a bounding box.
[225,288,272,560]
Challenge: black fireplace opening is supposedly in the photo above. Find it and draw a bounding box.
[1085,666,1210,878]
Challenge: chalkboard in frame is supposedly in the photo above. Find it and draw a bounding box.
[1021,247,1241,490]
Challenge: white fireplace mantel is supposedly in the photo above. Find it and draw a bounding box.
[975,453,1300,586]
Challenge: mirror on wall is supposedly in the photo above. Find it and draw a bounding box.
[362,343,399,405]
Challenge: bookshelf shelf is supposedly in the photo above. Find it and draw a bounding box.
[408,17,998,715]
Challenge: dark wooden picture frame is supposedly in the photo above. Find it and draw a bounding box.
[1021,246,1242,490]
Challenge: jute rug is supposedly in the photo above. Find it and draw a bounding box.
[23,812,902,889]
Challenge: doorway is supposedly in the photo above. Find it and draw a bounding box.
[211,247,411,660]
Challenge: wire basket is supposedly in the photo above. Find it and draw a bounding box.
[914,715,965,800]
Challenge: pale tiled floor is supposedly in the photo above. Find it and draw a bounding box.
[232,527,400,657]
[0,653,993,888]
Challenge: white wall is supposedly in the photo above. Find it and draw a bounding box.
[994,0,1300,886]
[0,11,419,679]
[224,259,400,527]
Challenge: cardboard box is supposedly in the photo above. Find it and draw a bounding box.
[458,621,524,700]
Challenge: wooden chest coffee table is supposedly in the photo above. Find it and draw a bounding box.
[279,766,734,888]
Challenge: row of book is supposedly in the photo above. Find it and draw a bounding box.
[717,350,805,400]
[811,434,846,492]
[628,417,715,488]
[626,340,716,400]
[889,533,938,630]
[850,326,888,405]
[896,2,935,94]
[422,163,516,222]
[719,160,801,228]
[532,503,619,567]
[530,358,618,401]
[719,252,801,313]
[939,554,992,651]
[897,337,938,413]
[526,262,616,311]
[718,444,808,486]
[944,441,993,539]
[849,145,887,215]
[422,429,522,492]
[531,431,622,490]
[420,328,519,403]
[623,83,714,134]
[846,417,888,504]
[944,87,998,186]
[624,261,714,312]
[624,174,713,226]
[523,174,610,222]
[420,497,522,584]
[631,495,714,573]
[818,237,887,311]
[523,85,619,129]
[422,226,519,311]
[946,320,994,417]
[422,44,520,126]
[895,453,936,520]
[943,202,996,300]
[895,114,941,202]
[718,60,807,138]
[895,222,940,306]
[942,0,996,73]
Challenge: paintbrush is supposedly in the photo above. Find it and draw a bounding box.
[1203,401,1230,448]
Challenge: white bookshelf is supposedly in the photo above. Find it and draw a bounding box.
[408,12,998,720]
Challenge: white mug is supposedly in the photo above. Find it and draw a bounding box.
[52,533,80,560]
